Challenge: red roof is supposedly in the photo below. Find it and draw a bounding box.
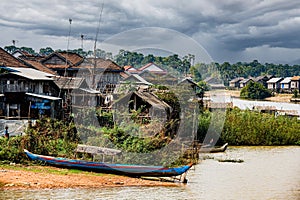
[139,63,154,71]
[0,47,28,68]
[41,52,84,67]
[45,64,71,69]
[24,60,57,75]
[57,52,84,65]
[124,65,133,70]
[79,58,123,71]
[291,76,300,81]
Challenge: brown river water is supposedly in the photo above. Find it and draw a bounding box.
[1,146,299,200]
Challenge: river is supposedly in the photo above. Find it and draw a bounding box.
[1,146,299,200]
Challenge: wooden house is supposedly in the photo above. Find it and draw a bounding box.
[267,77,283,91]
[229,77,244,88]
[112,91,171,127]
[140,71,178,86]
[13,50,62,75]
[160,73,178,85]
[138,63,167,76]
[53,76,100,120]
[280,77,292,92]
[77,58,124,94]
[40,51,84,77]
[15,50,83,76]
[14,48,124,94]
[178,78,204,98]
[0,67,61,119]
[138,70,158,84]
[122,74,152,86]
[254,75,274,88]
[115,74,152,94]
[291,76,300,91]
[204,76,225,89]
[239,78,253,88]
[54,76,100,107]
[12,49,40,60]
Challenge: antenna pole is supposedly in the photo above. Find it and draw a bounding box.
[64,18,72,77]
[94,3,104,57]
[81,34,84,50]
[67,18,72,52]
[92,2,104,88]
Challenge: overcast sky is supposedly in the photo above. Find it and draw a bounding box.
[1,0,300,64]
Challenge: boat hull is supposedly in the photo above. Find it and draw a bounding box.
[24,149,192,177]
[199,143,228,153]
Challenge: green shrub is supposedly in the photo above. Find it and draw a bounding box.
[0,118,80,163]
[240,81,272,99]
[220,108,300,145]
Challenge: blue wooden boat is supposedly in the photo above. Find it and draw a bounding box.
[24,149,193,177]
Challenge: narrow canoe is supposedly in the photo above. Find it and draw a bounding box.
[199,143,228,153]
[24,149,193,177]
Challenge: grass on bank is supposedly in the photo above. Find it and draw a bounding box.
[198,108,300,146]
[0,163,112,177]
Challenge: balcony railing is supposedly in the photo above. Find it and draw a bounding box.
[0,85,33,93]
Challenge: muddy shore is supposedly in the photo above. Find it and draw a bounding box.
[0,165,178,190]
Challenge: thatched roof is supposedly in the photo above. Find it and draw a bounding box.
[113,91,171,116]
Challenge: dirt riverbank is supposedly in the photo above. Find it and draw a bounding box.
[0,165,178,190]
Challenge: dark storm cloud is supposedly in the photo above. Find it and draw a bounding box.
[0,0,300,63]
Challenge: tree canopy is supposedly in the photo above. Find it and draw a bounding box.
[216,61,300,86]
[113,49,193,74]
[3,45,299,84]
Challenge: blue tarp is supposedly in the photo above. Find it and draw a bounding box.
[31,102,51,109]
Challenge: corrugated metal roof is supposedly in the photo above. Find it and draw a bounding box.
[179,77,198,86]
[230,77,244,83]
[280,77,292,84]
[123,74,152,85]
[267,77,283,83]
[239,78,252,84]
[79,88,100,94]
[6,67,54,80]
[26,93,61,100]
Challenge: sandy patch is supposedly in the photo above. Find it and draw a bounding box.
[0,165,178,190]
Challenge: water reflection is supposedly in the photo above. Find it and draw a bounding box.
[1,146,299,200]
